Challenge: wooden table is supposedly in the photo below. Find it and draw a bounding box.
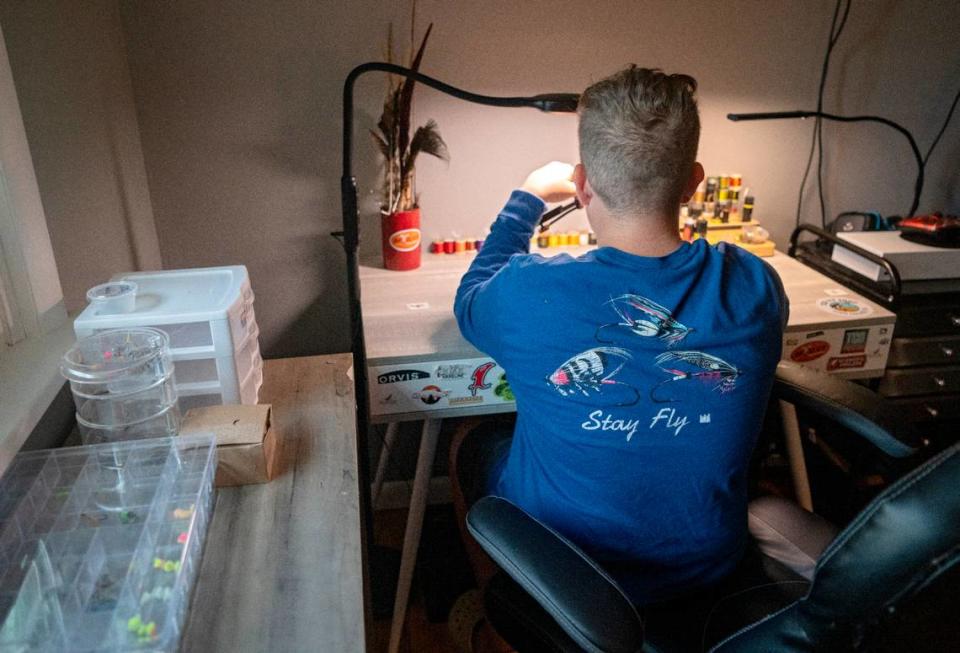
[181,354,365,652]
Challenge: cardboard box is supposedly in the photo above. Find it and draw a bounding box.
[180,404,280,487]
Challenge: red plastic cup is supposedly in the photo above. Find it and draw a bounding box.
[381,208,422,271]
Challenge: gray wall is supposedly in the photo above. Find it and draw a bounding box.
[8,1,956,356]
[0,0,160,314]
[119,0,959,358]
[412,0,960,245]
[119,0,406,358]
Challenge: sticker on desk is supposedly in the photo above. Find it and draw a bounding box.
[406,302,430,310]
[817,297,872,317]
[827,355,867,371]
[841,328,869,354]
[369,358,515,416]
[412,385,450,405]
[436,364,469,380]
[789,340,830,362]
[782,325,891,376]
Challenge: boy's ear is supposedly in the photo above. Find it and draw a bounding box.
[681,162,705,203]
[573,163,593,207]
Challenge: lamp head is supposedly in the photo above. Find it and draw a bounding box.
[530,93,581,113]
[727,111,811,122]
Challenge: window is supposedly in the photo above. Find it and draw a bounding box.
[0,22,65,353]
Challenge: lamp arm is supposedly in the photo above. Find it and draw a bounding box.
[339,63,579,615]
[344,62,578,180]
[728,110,924,217]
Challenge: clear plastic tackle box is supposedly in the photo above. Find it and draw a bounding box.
[73,266,262,411]
[0,436,216,652]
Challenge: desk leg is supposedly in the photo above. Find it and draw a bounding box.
[371,422,399,509]
[780,399,814,512]
[387,418,442,653]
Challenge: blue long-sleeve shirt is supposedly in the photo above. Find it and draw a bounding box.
[455,190,788,603]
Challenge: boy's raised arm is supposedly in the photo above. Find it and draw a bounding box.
[454,162,576,359]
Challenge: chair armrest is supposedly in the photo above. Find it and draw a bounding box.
[467,496,643,653]
[773,361,919,458]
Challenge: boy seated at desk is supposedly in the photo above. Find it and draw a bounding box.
[453,66,788,604]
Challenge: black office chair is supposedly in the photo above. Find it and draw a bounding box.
[465,363,960,652]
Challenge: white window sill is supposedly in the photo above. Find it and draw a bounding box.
[0,320,75,475]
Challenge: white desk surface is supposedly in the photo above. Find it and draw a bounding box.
[360,247,896,420]
[361,249,893,360]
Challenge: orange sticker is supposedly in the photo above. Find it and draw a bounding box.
[389,228,421,252]
[790,340,830,362]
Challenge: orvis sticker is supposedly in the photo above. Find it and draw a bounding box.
[377,369,430,384]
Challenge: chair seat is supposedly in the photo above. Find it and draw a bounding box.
[641,546,809,653]
[484,545,809,653]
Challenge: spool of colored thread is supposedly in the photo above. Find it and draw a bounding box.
[731,174,742,189]
[474,239,484,251]
[718,189,730,201]
[537,234,549,248]
[429,240,442,254]
[719,176,730,189]
[588,232,597,245]
[578,232,589,246]
[743,196,754,221]
[548,233,560,248]
[465,239,475,251]
[693,180,706,204]
[454,239,466,253]
[442,240,455,254]
[705,177,718,202]
[696,217,709,239]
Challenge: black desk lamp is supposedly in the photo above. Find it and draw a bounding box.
[339,61,578,613]
[727,110,924,217]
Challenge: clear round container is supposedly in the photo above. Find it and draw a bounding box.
[61,328,180,444]
[76,402,181,446]
[86,280,138,314]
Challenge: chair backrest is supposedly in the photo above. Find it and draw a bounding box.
[712,441,960,652]
[772,361,920,458]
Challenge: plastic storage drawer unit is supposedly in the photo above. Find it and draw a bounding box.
[74,266,262,409]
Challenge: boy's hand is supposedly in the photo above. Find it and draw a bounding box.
[521,162,577,203]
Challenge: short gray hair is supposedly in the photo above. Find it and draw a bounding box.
[578,66,700,216]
